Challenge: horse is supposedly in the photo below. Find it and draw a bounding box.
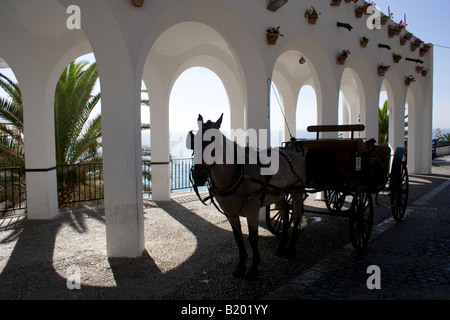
[186,114,306,280]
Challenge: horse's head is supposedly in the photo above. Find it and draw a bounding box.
[186,114,223,186]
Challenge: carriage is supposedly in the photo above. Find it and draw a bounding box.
[265,124,409,250]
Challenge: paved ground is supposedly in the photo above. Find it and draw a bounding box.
[0,155,449,302]
[264,155,450,300]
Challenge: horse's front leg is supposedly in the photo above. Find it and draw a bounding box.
[226,216,247,278]
[245,212,260,281]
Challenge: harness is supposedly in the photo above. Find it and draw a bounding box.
[190,147,305,215]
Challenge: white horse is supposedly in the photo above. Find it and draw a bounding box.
[187,114,306,280]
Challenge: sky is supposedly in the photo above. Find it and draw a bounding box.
[0,0,449,141]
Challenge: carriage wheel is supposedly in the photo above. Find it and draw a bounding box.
[265,194,293,237]
[324,189,351,214]
[391,159,409,222]
[389,148,409,222]
[349,186,373,250]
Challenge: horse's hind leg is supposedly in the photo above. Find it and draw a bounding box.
[227,216,247,278]
[245,211,260,281]
[286,193,304,258]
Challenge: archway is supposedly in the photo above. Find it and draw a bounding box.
[144,21,245,200]
[296,85,317,139]
[339,68,365,139]
[273,50,321,142]
[169,67,231,158]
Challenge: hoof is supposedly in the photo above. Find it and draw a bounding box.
[232,266,247,278]
[244,268,260,281]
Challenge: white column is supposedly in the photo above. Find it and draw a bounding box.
[388,94,406,152]
[78,0,145,257]
[21,76,59,220]
[150,94,171,201]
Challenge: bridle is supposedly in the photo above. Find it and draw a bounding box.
[189,161,245,215]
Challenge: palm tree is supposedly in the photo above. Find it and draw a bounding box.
[378,100,389,146]
[0,61,101,165]
[55,61,101,165]
[0,73,25,167]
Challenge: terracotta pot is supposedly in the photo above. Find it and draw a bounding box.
[421,70,428,77]
[308,13,319,25]
[267,33,279,45]
[132,0,144,7]
[337,56,347,65]
[400,37,407,46]
[405,79,412,86]
[331,0,342,6]
[388,28,396,38]
[378,68,386,77]
[355,8,364,18]
[361,40,369,48]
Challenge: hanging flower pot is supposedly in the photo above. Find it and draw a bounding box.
[420,43,432,57]
[381,13,392,25]
[132,0,145,7]
[421,68,429,77]
[360,36,369,48]
[411,38,423,52]
[405,75,416,86]
[388,25,398,38]
[400,36,408,46]
[416,65,424,74]
[266,26,283,45]
[305,6,320,25]
[404,32,413,41]
[331,0,342,6]
[393,53,402,63]
[378,64,391,77]
[355,6,365,18]
[337,50,351,65]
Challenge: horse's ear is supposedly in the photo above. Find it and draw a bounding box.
[197,114,203,129]
[215,113,223,128]
[186,131,194,150]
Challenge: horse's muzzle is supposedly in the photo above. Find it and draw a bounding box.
[191,165,210,186]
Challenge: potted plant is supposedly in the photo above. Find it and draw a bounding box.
[416,65,424,73]
[132,0,145,7]
[405,75,416,86]
[381,12,393,25]
[266,26,284,45]
[330,0,342,6]
[421,67,429,77]
[420,43,432,57]
[378,64,391,76]
[355,5,366,18]
[403,32,413,41]
[305,6,320,25]
[361,36,370,48]
[338,49,351,65]
[393,53,402,63]
[400,35,408,46]
[411,38,423,52]
[388,25,399,38]
[397,21,407,33]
